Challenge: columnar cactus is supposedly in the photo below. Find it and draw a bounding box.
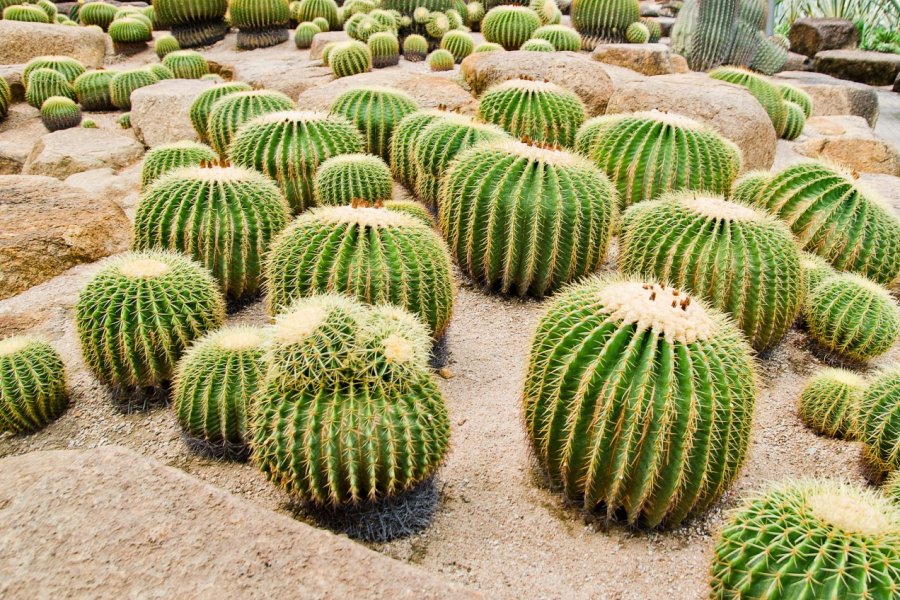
[532,24,582,51]
[0,337,67,434]
[295,21,320,48]
[403,34,429,61]
[229,110,364,213]
[524,275,756,526]
[78,1,118,29]
[264,205,455,337]
[313,153,393,207]
[620,192,803,350]
[575,111,742,208]
[40,96,82,131]
[571,0,640,48]
[441,30,475,62]
[109,68,158,110]
[799,368,866,440]
[295,0,341,29]
[188,82,254,143]
[368,31,400,67]
[781,100,806,141]
[754,162,900,285]
[231,0,291,49]
[173,326,269,457]
[133,166,291,298]
[329,40,373,78]
[206,90,296,157]
[710,480,900,599]
[26,68,76,109]
[154,0,229,47]
[778,82,813,117]
[520,38,554,50]
[162,50,210,79]
[427,48,455,71]
[477,79,587,148]
[23,56,85,88]
[155,35,181,59]
[140,141,219,190]
[625,21,649,43]
[440,140,617,297]
[709,67,787,136]
[481,6,541,50]
[389,109,445,190]
[75,251,226,393]
[329,87,419,162]
[750,32,789,75]
[74,70,114,111]
[803,273,900,362]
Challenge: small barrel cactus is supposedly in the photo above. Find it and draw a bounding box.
[294,21,320,48]
[520,38,554,50]
[0,337,67,434]
[188,82,254,143]
[162,50,210,79]
[730,169,770,206]
[625,20,649,43]
[481,6,541,50]
[313,153,393,207]
[109,68,158,110]
[117,112,132,129]
[140,141,219,190]
[532,24,581,51]
[799,368,866,440]
[403,34,429,61]
[329,40,372,78]
[525,275,756,527]
[154,0,229,47]
[781,100,806,141]
[474,41,505,52]
[641,16,661,42]
[75,251,226,394]
[0,77,10,123]
[709,67,787,137]
[803,273,900,362]
[207,89,296,156]
[229,110,364,213]
[572,0,640,48]
[3,4,50,23]
[264,204,455,337]
[155,35,181,59]
[427,48,455,71]
[329,86,419,162]
[389,109,445,190]
[26,68,76,109]
[312,16,330,31]
[755,162,900,285]
[441,140,617,297]
[367,31,400,67]
[231,0,291,49]
[109,17,153,54]
[79,1,117,29]
[147,64,175,81]
[295,0,341,30]
[710,480,900,599]
[36,0,58,21]
[620,192,803,351]
[40,96,82,131]
[81,119,98,129]
[800,251,836,298]
[74,70,116,112]
[23,56,85,88]
[441,30,475,62]
[778,82,812,117]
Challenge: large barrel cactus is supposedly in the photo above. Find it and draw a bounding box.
[295,0,341,29]
[0,337,67,434]
[524,275,756,527]
[571,0,639,48]
[154,0,229,47]
[329,87,419,162]
[41,96,82,132]
[206,90,297,156]
[481,5,541,50]
[532,24,582,51]
[231,0,291,49]
[73,70,115,111]
[109,68,159,110]
[188,83,254,143]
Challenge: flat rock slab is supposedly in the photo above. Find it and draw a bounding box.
[0,175,130,300]
[0,20,106,68]
[591,43,683,76]
[130,79,216,147]
[23,127,145,179]
[788,18,858,58]
[460,51,615,116]
[773,70,879,126]
[815,49,900,87]
[796,115,900,176]
[0,447,478,600]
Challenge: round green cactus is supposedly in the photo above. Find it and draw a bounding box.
[710,480,900,599]
[229,110,364,213]
[524,275,756,527]
[781,100,806,141]
[0,337,67,435]
[709,67,787,137]
[75,251,226,393]
[231,0,291,49]
[620,192,803,350]
[754,162,900,285]
[3,4,50,23]
[0,77,10,122]
[474,41,505,52]
[389,109,445,190]
[81,119,97,129]
[295,0,340,30]
[384,199,434,225]
[162,50,210,79]
[403,33,429,61]
[367,31,400,67]
[140,141,219,190]
[313,153,393,207]
[147,64,175,81]
[530,0,561,25]
[532,24,582,51]
[154,0,229,47]
[466,1,485,27]
[803,273,900,362]
[294,21,320,48]
[109,17,152,53]
[134,165,291,298]
[35,0,57,21]
[441,30,474,62]
[799,368,866,440]
[640,16,661,42]
[571,0,640,47]
[576,111,742,208]
[73,70,113,111]
[329,87,419,162]
[23,56,85,88]
[520,37,554,50]
[109,68,158,110]
[778,82,813,117]
[173,326,269,457]
[477,79,586,148]
[206,89,296,156]
[381,0,454,16]
[427,48,455,71]
[264,205,455,337]
[26,68,76,109]
[481,6,541,50]
[425,12,450,38]
[188,82,254,143]
[40,96,82,132]
[78,1,117,29]
[329,40,372,78]
[440,140,616,297]
[730,169,771,206]
[117,112,131,129]
[800,251,836,298]
[625,20,649,43]
[312,15,330,31]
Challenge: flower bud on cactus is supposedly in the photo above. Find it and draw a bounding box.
[620,192,803,350]
[109,68,158,110]
[481,6,541,49]
[207,89,296,156]
[525,275,756,526]
[229,110,364,213]
[294,21,320,47]
[403,34,429,60]
[295,0,341,29]
[390,109,445,189]
[329,87,419,162]
[313,153,393,207]
[532,24,581,50]
[780,100,806,141]
[23,56,85,88]
[367,31,400,67]
[26,68,76,109]
[154,0,229,47]
[572,0,640,48]
[40,96,82,131]
[162,50,210,79]
[709,67,787,137]
[441,30,475,61]
[188,82,254,143]
[730,169,770,206]
[329,40,373,78]
[140,141,219,190]
[0,337,67,434]
[231,0,291,49]
[799,368,866,440]
[155,35,181,59]
[427,48,455,70]
[778,82,812,117]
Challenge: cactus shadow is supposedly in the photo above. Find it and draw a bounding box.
[181,433,250,462]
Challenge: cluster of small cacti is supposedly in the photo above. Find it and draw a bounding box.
[531,24,582,51]
[329,86,419,161]
[329,40,372,78]
[206,89,297,156]
[571,0,640,48]
[40,96,81,131]
[798,368,866,439]
[481,6,541,50]
[154,0,229,47]
[709,67,800,138]
[859,368,900,479]
[313,153,393,206]
[0,336,67,434]
[140,141,219,190]
[162,50,210,79]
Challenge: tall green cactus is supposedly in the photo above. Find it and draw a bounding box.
[571,0,639,48]
[154,0,229,47]
[859,368,900,479]
[481,6,541,50]
[231,0,291,49]
[140,141,220,190]
[109,68,159,110]
[206,90,296,156]
[188,82,253,143]
[329,87,419,162]
[389,109,445,190]
[26,68,76,109]
[524,274,756,527]
[799,368,865,440]
[313,153,393,207]
[0,337,67,434]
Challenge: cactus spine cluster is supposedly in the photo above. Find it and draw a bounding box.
[799,368,866,440]
[140,141,219,190]
[859,369,900,479]
[154,0,229,47]
[571,0,640,48]
[313,153,393,207]
[230,0,291,49]
[0,337,67,434]
[206,90,297,156]
[162,50,210,79]
[481,6,541,50]
[109,69,159,110]
[329,40,372,78]
[532,24,582,51]
[329,87,419,162]
[524,275,756,527]
[26,68,76,109]
[40,96,82,131]
[188,82,254,143]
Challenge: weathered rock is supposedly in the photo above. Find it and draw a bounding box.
[670,54,689,73]
[605,72,777,170]
[796,115,900,176]
[0,20,106,68]
[815,49,900,86]
[309,31,352,60]
[130,79,216,148]
[653,16,676,37]
[461,51,615,115]
[783,51,813,72]
[0,104,42,175]
[591,43,682,76]
[0,64,24,102]
[773,70,879,126]
[788,18,858,58]
[0,175,130,300]
[23,127,144,179]
[0,447,478,600]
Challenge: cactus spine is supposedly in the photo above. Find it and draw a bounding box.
[0,337,67,434]
[329,87,419,162]
[389,109,445,190]
[798,368,866,440]
[206,90,297,156]
[481,6,541,50]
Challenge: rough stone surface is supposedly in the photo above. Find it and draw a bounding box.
[23,128,145,179]
[797,115,900,176]
[605,72,777,171]
[460,51,615,116]
[309,31,353,60]
[0,64,24,102]
[815,49,900,87]
[0,104,42,175]
[591,43,682,76]
[670,53,689,73]
[783,51,813,72]
[774,70,880,126]
[130,79,216,147]
[0,20,106,68]
[789,18,858,58]
[0,175,130,300]
[0,447,478,600]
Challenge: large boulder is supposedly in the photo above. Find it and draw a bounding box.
[460,51,615,116]
[0,447,477,599]
[22,127,144,179]
[591,43,684,76]
[130,79,216,148]
[773,71,879,126]
[796,115,900,176]
[814,49,900,86]
[605,73,777,171]
[0,175,130,300]
[0,20,106,68]
[788,18,858,58]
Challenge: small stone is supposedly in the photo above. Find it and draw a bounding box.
[439,367,454,379]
